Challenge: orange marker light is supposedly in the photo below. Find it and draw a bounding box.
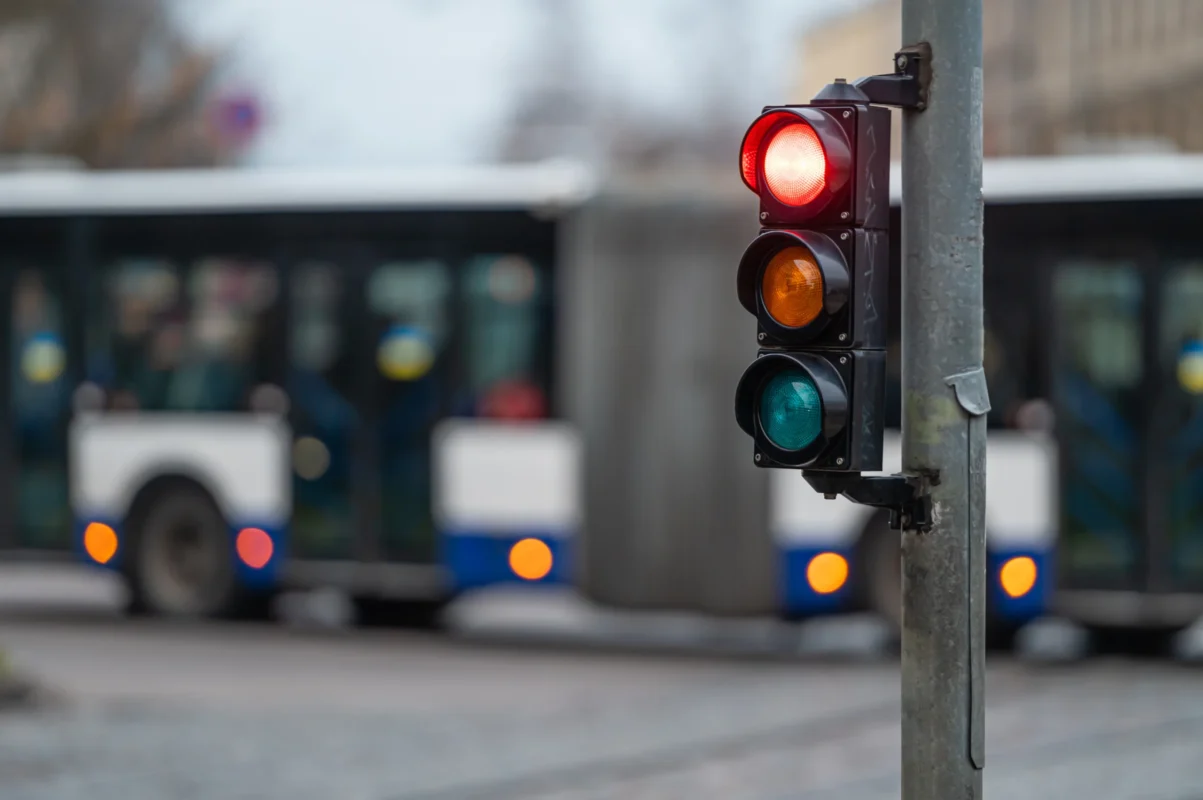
[509,538,553,581]
[236,528,274,569]
[1000,556,1037,598]
[762,246,825,328]
[806,552,848,595]
[83,522,118,565]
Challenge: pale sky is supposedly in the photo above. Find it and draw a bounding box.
[175,0,862,168]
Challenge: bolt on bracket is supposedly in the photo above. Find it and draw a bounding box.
[801,471,933,532]
[811,43,930,111]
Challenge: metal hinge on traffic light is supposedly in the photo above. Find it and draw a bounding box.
[802,472,933,532]
[848,44,931,111]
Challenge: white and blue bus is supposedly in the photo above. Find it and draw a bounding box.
[0,155,1200,642]
[1,162,590,624]
[776,154,1203,644]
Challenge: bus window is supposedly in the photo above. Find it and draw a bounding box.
[462,254,548,419]
[369,260,451,562]
[289,262,356,560]
[1056,265,1143,390]
[1161,265,1203,390]
[1160,263,1203,580]
[95,258,279,412]
[368,261,451,383]
[91,259,180,408]
[1051,261,1143,581]
[12,268,71,548]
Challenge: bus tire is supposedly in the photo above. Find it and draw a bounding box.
[125,482,270,621]
[353,597,448,631]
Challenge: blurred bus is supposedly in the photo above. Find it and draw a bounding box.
[0,163,590,624]
[772,154,1203,645]
[0,155,1198,645]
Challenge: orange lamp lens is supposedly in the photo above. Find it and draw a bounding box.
[763,123,827,206]
[762,246,825,328]
[999,556,1037,598]
[806,552,849,595]
[509,538,553,581]
[84,522,118,565]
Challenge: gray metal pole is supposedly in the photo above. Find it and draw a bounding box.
[900,0,987,796]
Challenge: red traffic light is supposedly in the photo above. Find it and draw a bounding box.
[735,99,892,475]
[739,109,851,219]
[763,124,827,206]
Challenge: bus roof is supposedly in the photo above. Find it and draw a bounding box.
[0,153,1201,215]
[890,153,1203,205]
[0,160,597,215]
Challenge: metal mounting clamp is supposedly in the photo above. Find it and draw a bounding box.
[812,43,930,111]
[801,471,933,532]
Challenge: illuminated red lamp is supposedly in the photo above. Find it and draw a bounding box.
[479,380,546,421]
[764,124,828,206]
[236,528,273,569]
[739,108,852,221]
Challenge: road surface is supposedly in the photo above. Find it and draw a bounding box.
[1,566,1202,800]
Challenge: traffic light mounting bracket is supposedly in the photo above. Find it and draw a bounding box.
[801,472,933,532]
[786,45,932,524]
[812,43,931,112]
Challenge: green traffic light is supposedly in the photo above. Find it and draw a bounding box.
[759,368,823,451]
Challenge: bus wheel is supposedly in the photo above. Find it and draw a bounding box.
[127,483,264,620]
[353,597,448,631]
[860,514,902,638]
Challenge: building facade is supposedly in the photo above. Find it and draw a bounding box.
[793,0,1203,158]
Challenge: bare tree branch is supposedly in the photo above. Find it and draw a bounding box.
[0,0,232,169]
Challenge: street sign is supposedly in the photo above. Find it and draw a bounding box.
[213,93,261,148]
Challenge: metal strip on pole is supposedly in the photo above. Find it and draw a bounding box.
[900,0,988,796]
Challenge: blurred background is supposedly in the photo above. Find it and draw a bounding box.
[1,1,1203,799]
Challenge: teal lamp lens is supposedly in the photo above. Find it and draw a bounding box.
[759,368,823,451]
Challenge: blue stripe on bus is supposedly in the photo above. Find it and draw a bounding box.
[73,516,285,588]
[74,517,125,570]
[440,532,571,591]
[231,522,285,587]
[780,543,1050,622]
[989,548,1049,622]
[779,546,855,616]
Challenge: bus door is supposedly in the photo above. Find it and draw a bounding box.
[1050,256,1148,594]
[0,218,82,553]
[285,241,455,567]
[1153,261,1203,593]
[1052,253,1203,604]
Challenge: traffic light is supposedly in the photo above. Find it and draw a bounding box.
[734,93,891,471]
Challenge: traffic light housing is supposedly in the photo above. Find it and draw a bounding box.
[734,99,891,472]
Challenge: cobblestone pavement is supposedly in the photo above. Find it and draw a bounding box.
[1,569,1202,800]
